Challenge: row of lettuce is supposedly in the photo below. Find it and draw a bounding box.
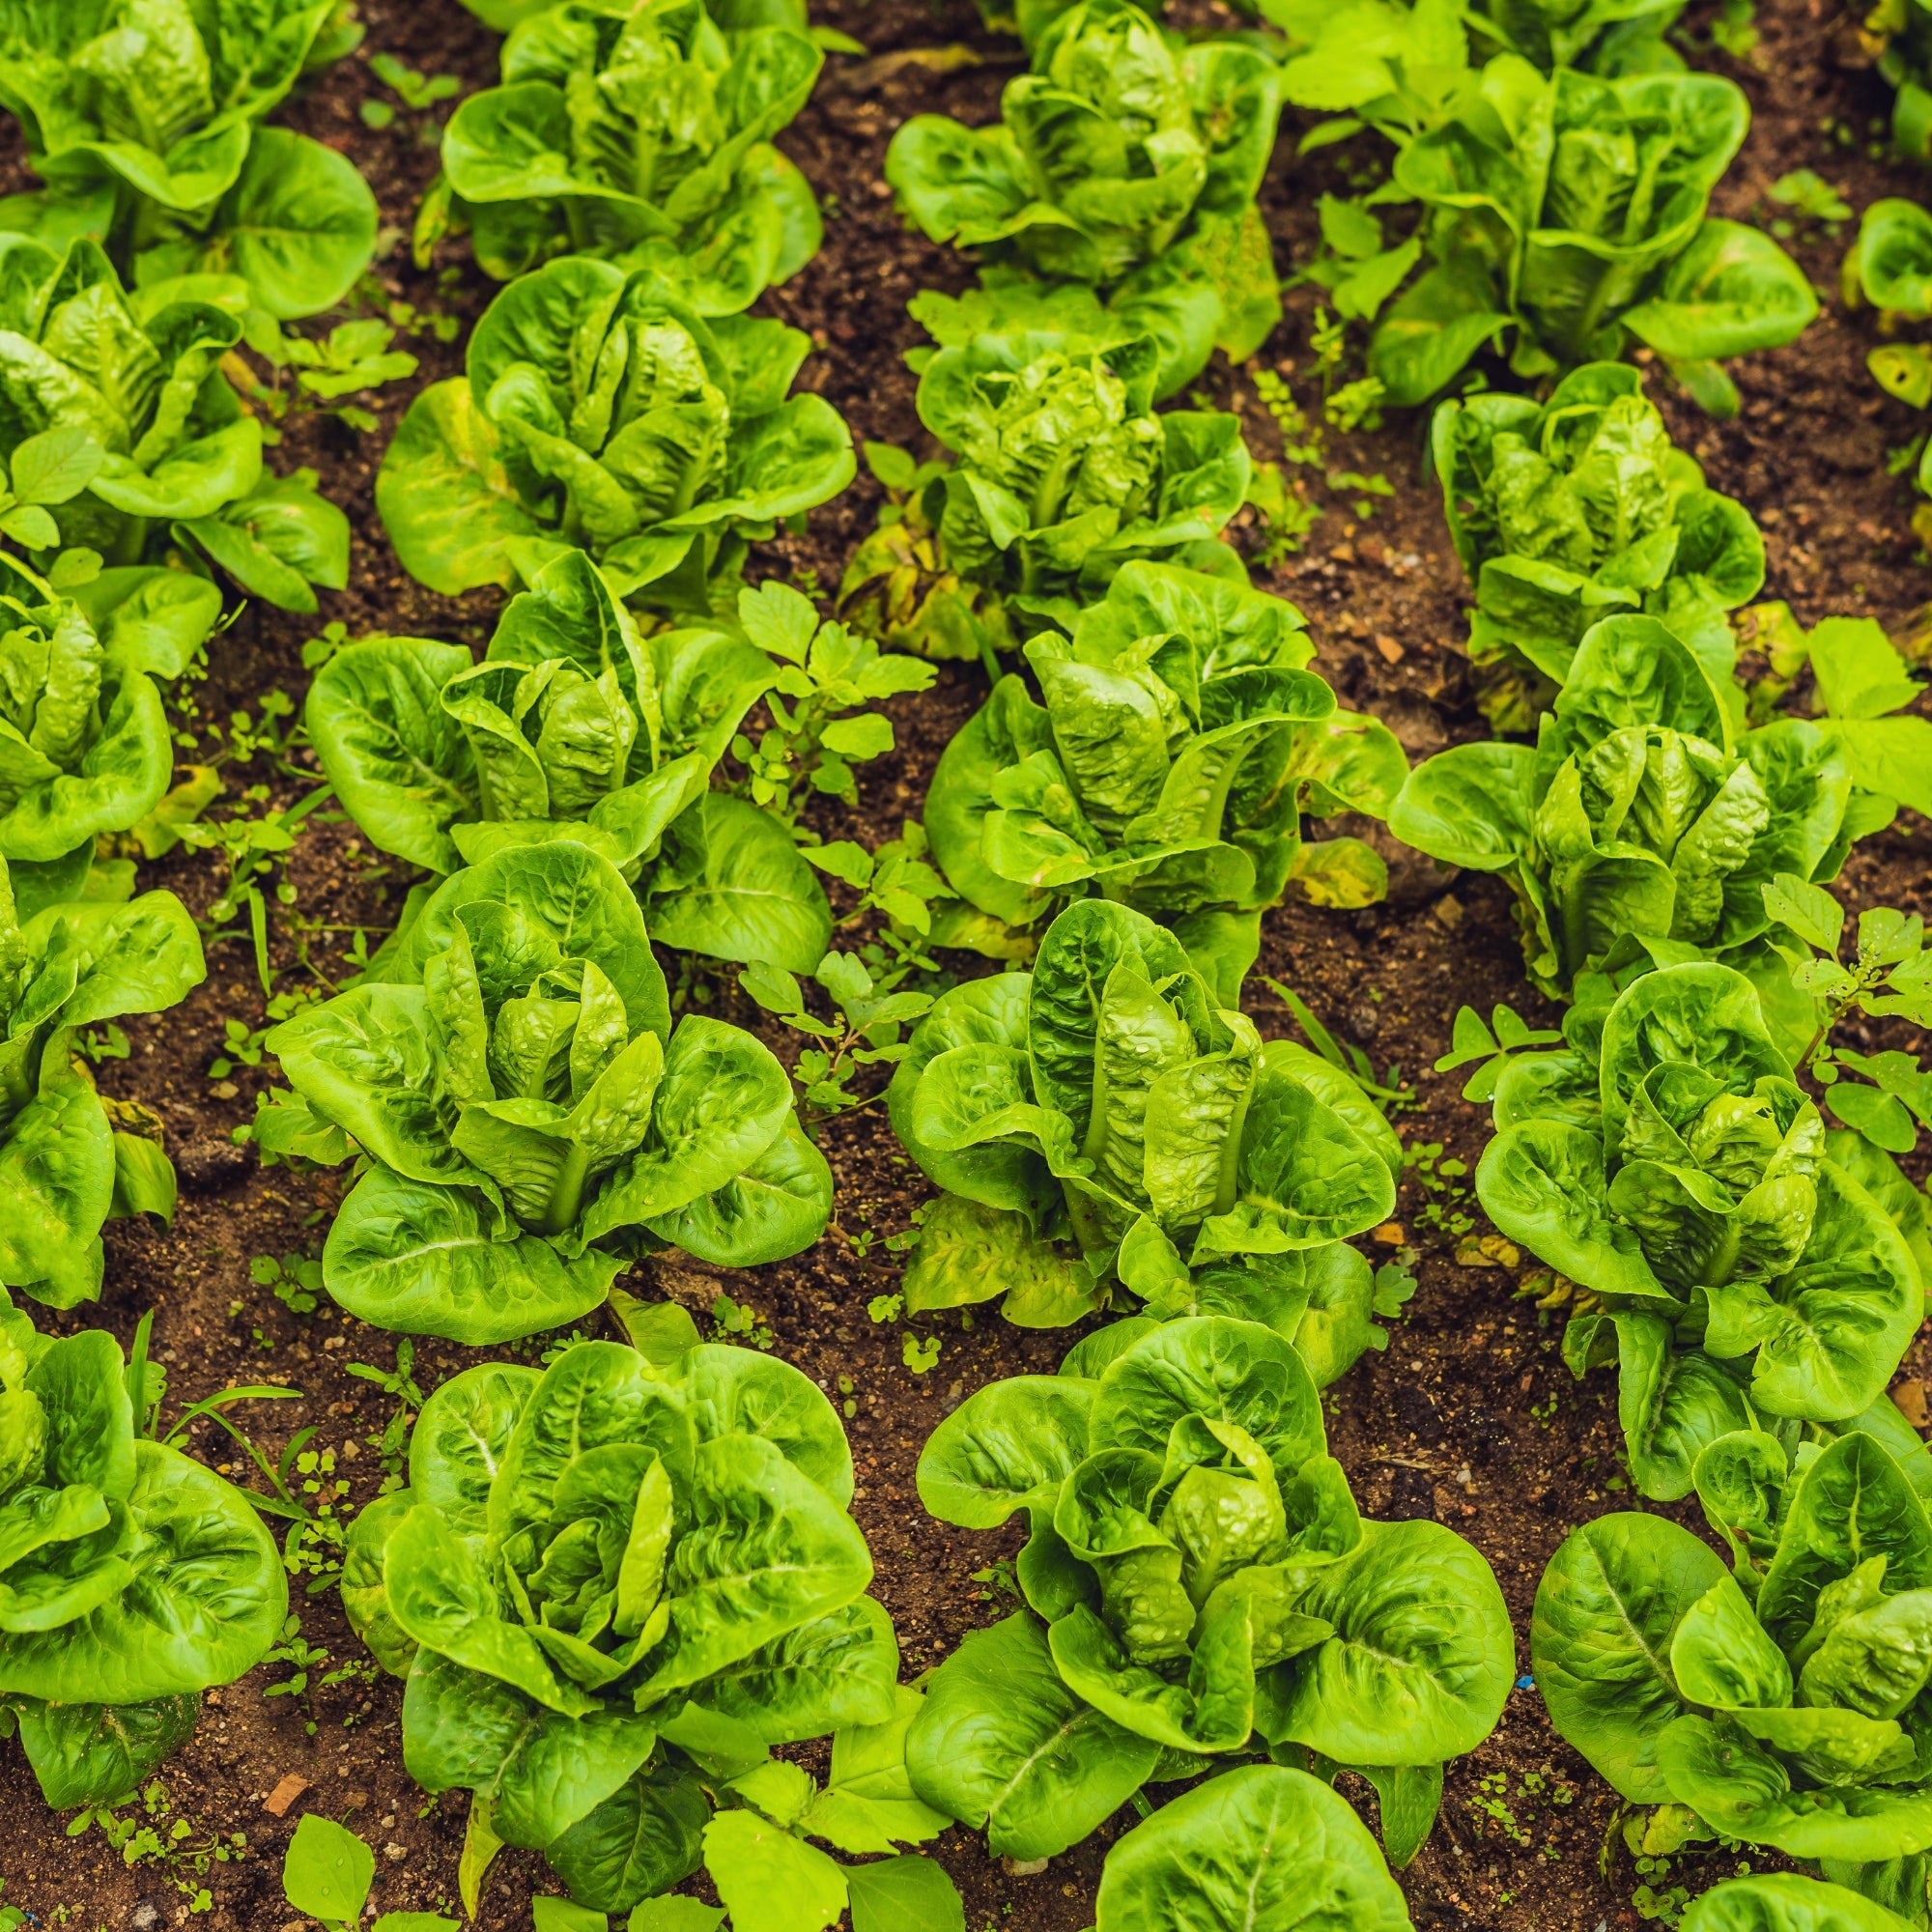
[0,1,1929,1929]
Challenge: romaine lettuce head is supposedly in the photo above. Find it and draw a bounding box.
[377,257,854,603]
[1867,0,1932,164]
[1432,361,1763,724]
[305,547,831,972]
[907,1316,1513,1863]
[441,0,823,309]
[923,563,1405,978]
[0,853,203,1311]
[1533,1434,1932,1885]
[1390,615,1853,1001]
[838,331,1253,662]
[1464,0,1687,74]
[886,899,1400,1372]
[0,234,347,608]
[0,0,375,318]
[261,843,833,1343]
[884,0,1283,393]
[0,1289,284,1807]
[1477,962,1924,1498]
[341,1337,903,1911]
[1369,58,1816,411]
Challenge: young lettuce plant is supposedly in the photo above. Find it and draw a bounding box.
[1430,362,1764,729]
[1388,615,1861,1010]
[920,556,1406,989]
[0,0,377,321]
[305,550,836,975]
[438,0,823,311]
[1683,1878,1922,1932]
[923,562,1406,995]
[0,237,349,611]
[886,899,1400,1372]
[0,1290,287,1810]
[1862,0,1932,163]
[340,1335,927,1916]
[837,330,1253,664]
[0,556,217,902]
[1462,0,1690,72]
[256,843,834,1343]
[908,1316,1514,1869]
[884,0,1284,401]
[1367,59,1817,414]
[1532,1428,1932,1914]
[0,866,205,1309]
[378,258,854,607]
[1475,961,1926,1501]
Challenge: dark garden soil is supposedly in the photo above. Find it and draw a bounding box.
[1,1,1929,1927]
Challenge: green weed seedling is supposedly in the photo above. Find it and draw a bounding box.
[1763,873,1932,1151]
[281,1814,452,1931]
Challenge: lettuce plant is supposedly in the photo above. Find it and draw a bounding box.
[1367,58,1816,414]
[908,1316,1514,1867]
[1865,0,1932,163]
[1462,0,1688,72]
[0,236,349,611]
[1533,1428,1932,1912]
[837,330,1252,663]
[0,1290,286,1808]
[1388,615,1858,1006]
[922,562,1406,989]
[258,843,833,1344]
[0,0,377,321]
[1476,961,1925,1500]
[887,899,1400,1366]
[0,867,204,1310]
[1684,1878,1922,1932]
[1094,1764,1414,1929]
[440,0,822,312]
[884,0,1284,400]
[305,548,834,975]
[341,1336,918,1914]
[377,258,854,606]
[1431,361,1763,728]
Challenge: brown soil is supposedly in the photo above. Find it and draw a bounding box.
[2,2,1929,1929]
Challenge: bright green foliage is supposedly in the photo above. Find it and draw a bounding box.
[909,1317,1513,1865]
[377,258,854,605]
[0,1290,285,1806]
[1094,1766,1414,1928]
[283,1814,457,1931]
[886,899,1400,1366]
[1388,615,1859,1004]
[0,861,203,1309]
[1761,877,1932,1157]
[1846,199,1932,514]
[1463,0,1689,72]
[1266,0,1475,149]
[884,0,1284,400]
[257,844,834,1343]
[1476,961,1926,1500]
[1533,1432,1932,1902]
[922,564,1406,990]
[1430,363,1763,728]
[0,556,212,876]
[440,0,822,311]
[838,333,1253,663]
[0,236,347,610]
[341,1336,919,1914]
[1683,1876,1919,1932]
[1367,58,1816,413]
[1866,0,1932,164]
[305,551,835,974]
[730,579,936,822]
[0,0,377,319]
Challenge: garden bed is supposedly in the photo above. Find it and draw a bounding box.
[0,1,1927,1928]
